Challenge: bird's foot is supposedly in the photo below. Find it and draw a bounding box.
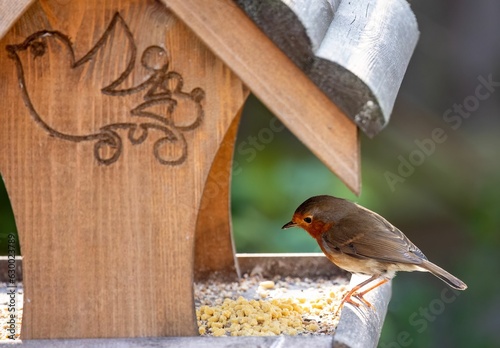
[333,290,374,317]
[351,292,374,308]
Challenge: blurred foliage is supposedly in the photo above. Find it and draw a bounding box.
[0,176,19,255]
[0,0,499,347]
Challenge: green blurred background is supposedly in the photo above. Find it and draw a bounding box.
[1,0,499,347]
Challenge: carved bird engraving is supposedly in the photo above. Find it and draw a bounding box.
[6,12,205,165]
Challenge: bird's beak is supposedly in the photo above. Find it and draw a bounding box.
[282,221,297,229]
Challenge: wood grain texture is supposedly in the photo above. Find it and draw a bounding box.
[164,0,361,194]
[194,107,247,282]
[0,0,35,41]
[0,0,246,338]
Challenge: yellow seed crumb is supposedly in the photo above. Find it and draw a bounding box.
[270,326,281,335]
[207,315,220,323]
[243,306,254,316]
[241,322,252,330]
[306,323,319,331]
[259,281,275,289]
[250,300,261,309]
[261,302,271,312]
[256,314,266,323]
[212,322,225,329]
[229,323,241,332]
[212,328,226,337]
[270,310,282,319]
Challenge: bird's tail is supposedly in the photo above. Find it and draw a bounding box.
[421,260,467,290]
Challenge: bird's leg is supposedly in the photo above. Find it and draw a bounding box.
[334,275,386,317]
[355,278,389,300]
[352,278,389,308]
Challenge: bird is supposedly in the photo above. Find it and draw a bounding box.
[282,195,467,316]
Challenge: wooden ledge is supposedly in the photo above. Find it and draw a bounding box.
[0,253,351,282]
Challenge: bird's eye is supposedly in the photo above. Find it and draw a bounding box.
[303,217,312,223]
[30,41,46,58]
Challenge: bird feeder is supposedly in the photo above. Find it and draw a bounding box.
[0,0,418,346]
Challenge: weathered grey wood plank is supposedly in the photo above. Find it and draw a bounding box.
[234,0,419,137]
[312,0,419,137]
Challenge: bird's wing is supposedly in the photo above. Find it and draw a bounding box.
[322,206,427,265]
[74,12,137,94]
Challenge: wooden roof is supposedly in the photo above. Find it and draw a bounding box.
[234,0,419,137]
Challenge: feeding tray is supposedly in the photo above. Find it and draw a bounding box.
[0,254,391,347]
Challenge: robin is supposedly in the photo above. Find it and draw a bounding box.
[282,195,467,315]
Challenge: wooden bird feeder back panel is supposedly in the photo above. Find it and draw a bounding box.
[0,0,248,338]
